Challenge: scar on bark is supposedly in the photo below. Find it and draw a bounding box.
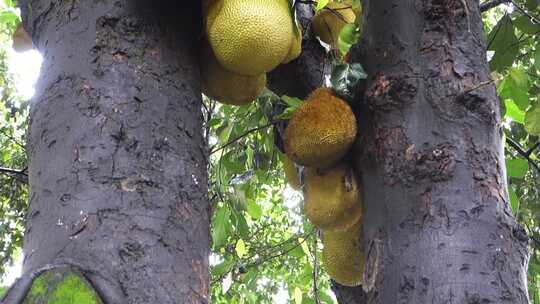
[365,74,417,112]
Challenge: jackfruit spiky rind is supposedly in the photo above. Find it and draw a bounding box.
[304,163,362,231]
[312,1,356,46]
[283,155,301,190]
[322,219,364,287]
[285,88,357,168]
[282,24,302,64]
[200,43,266,106]
[206,0,294,76]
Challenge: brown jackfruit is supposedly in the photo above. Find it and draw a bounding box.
[283,154,301,190]
[205,0,294,76]
[284,88,357,168]
[322,218,364,287]
[304,163,362,231]
[312,1,356,47]
[200,43,266,106]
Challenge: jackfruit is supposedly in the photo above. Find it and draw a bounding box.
[312,1,356,47]
[205,0,294,76]
[284,88,357,168]
[200,43,266,106]
[283,154,301,190]
[322,218,364,287]
[282,24,302,64]
[12,23,33,53]
[304,163,362,231]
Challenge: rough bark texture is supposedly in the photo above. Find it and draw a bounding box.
[5,1,209,303]
[337,0,531,303]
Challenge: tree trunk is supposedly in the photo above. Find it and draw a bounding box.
[336,0,530,303]
[4,1,210,303]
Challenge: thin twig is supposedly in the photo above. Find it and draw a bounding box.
[209,123,274,155]
[526,142,540,157]
[0,128,25,150]
[0,166,27,176]
[461,79,496,96]
[509,0,540,24]
[506,137,540,174]
[480,0,511,12]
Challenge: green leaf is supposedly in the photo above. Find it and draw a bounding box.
[524,104,540,135]
[315,0,329,11]
[504,99,525,124]
[278,96,304,119]
[235,239,247,258]
[508,185,520,215]
[525,0,539,10]
[506,158,529,178]
[535,46,540,71]
[338,23,360,56]
[294,287,303,304]
[247,200,262,219]
[330,62,367,100]
[299,237,311,257]
[282,95,304,108]
[212,259,235,277]
[498,68,529,110]
[234,213,250,238]
[488,15,519,72]
[212,205,232,249]
[513,15,540,34]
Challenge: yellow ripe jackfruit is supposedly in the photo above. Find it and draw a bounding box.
[282,24,302,64]
[206,0,294,76]
[283,154,301,190]
[304,163,362,231]
[200,43,266,106]
[285,88,357,168]
[312,1,356,47]
[323,218,364,287]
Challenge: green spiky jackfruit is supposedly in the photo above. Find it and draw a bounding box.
[304,163,362,231]
[284,88,357,169]
[206,0,294,76]
[322,218,364,287]
[312,1,356,47]
[200,43,266,106]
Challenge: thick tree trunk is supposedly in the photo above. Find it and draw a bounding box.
[335,0,530,303]
[4,1,209,303]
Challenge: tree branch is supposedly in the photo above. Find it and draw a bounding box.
[509,0,540,24]
[480,0,511,12]
[0,166,27,176]
[526,142,540,157]
[209,123,274,155]
[506,137,540,174]
[0,128,26,150]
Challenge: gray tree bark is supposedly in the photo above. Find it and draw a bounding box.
[334,0,531,303]
[3,1,210,303]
